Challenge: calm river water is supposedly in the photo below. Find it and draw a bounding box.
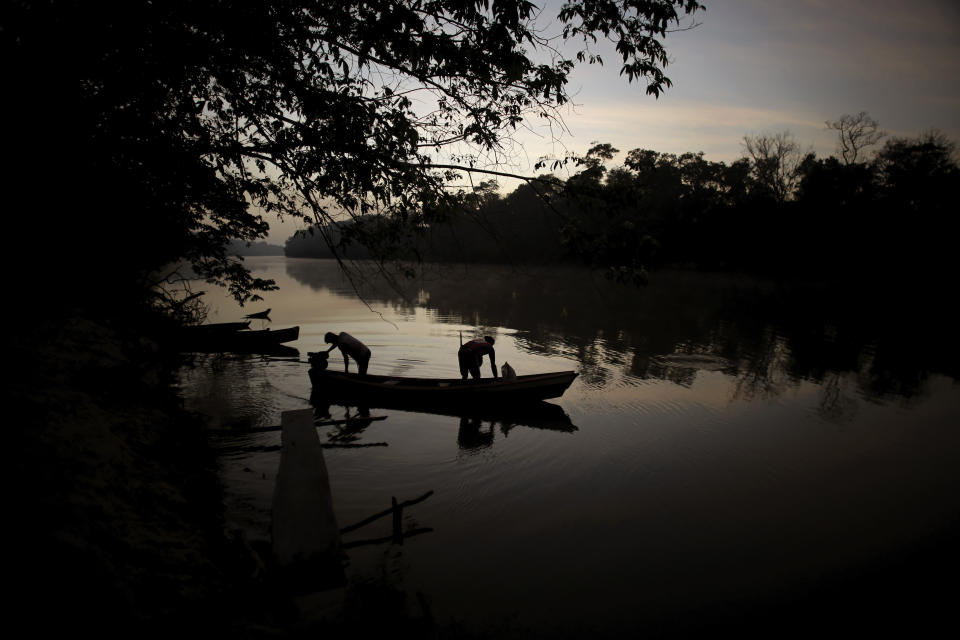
[177,256,960,636]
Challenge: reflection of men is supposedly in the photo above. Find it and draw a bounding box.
[458,336,497,380]
[331,406,374,444]
[325,331,371,375]
[457,415,494,450]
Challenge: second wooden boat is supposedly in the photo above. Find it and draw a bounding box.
[180,324,300,353]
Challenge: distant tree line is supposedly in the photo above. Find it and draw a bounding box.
[229,240,284,256]
[286,116,959,285]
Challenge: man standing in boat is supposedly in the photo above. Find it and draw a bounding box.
[458,335,498,380]
[325,331,371,375]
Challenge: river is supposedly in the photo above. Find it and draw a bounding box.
[177,256,960,636]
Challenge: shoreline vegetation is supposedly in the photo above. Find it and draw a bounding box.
[12,313,263,637]
[231,240,285,257]
[12,307,425,638]
[283,133,959,289]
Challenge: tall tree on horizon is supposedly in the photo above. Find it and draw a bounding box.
[826,111,886,165]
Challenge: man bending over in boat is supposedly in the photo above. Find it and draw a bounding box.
[458,336,498,380]
[325,331,371,375]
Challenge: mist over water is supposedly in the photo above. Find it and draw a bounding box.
[178,257,960,635]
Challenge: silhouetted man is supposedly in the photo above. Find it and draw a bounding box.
[458,336,497,380]
[325,331,371,375]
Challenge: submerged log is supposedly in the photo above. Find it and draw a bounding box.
[338,490,434,535]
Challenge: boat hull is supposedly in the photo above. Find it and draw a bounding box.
[309,368,578,408]
[179,325,300,353]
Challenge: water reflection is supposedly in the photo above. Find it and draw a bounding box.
[457,416,494,450]
[310,386,577,452]
[287,259,959,412]
[310,398,390,448]
[453,403,579,452]
[181,258,960,636]
[179,352,300,429]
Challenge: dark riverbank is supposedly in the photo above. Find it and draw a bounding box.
[11,311,282,637]
[9,309,463,638]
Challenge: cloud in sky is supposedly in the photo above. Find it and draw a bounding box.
[555,101,829,161]
[515,0,960,165]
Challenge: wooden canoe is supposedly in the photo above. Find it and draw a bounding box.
[309,367,577,408]
[179,324,300,353]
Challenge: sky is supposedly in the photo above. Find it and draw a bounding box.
[263,0,960,244]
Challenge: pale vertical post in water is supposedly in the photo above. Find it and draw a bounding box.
[272,408,344,591]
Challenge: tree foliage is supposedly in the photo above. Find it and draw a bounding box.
[5,0,702,319]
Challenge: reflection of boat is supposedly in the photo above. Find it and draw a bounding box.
[311,385,577,433]
[309,367,577,407]
[310,385,577,433]
[179,324,300,353]
[456,401,578,434]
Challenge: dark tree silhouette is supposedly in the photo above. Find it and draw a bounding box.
[826,111,886,165]
[741,131,805,204]
[400,127,958,281]
[6,0,703,319]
